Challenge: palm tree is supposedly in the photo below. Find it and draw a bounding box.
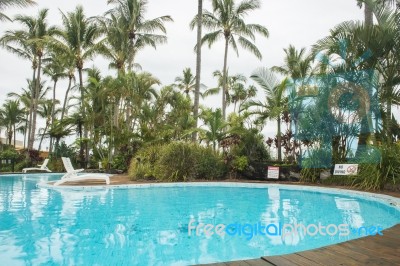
[53,5,102,166]
[206,70,247,109]
[357,0,399,26]
[1,9,56,150]
[246,67,289,161]
[37,99,60,152]
[0,0,36,22]
[7,82,31,148]
[48,120,72,159]
[25,9,56,151]
[191,0,269,120]
[0,100,25,146]
[174,68,197,99]
[43,53,69,153]
[272,45,314,156]
[97,13,132,75]
[314,3,399,143]
[193,0,203,141]
[106,0,173,68]
[199,108,228,151]
[272,45,314,81]
[231,84,257,113]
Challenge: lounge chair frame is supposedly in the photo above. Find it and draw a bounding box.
[22,158,51,173]
[53,157,110,186]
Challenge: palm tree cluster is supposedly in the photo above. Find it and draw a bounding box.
[0,0,398,174]
[0,0,268,168]
[244,0,399,165]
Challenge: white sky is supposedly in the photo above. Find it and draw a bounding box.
[0,0,365,149]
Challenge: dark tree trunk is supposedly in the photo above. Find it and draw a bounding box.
[78,67,87,168]
[192,0,203,142]
[222,37,229,121]
[29,55,42,150]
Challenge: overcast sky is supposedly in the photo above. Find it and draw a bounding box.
[0,0,365,149]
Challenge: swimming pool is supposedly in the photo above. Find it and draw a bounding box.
[0,174,399,265]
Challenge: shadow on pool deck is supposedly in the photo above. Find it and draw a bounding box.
[198,224,400,266]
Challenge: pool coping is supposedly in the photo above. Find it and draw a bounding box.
[36,181,400,210]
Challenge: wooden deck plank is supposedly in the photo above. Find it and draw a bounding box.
[261,224,400,266]
[274,253,322,266]
[261,255,301,266]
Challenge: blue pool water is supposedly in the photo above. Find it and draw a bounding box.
[0,174,399,265]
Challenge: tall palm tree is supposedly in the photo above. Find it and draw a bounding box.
[1,9,56,150]
[246,67,289,161]
[106,0,173,68]
[97,13,131,75]
[191,0,269,120]
[25,9,56,150]
[43,53,69,153]
[357,0,399,25]
[0,0,36,22]
[53,5,102,166]
[193,0,203,141]
[272,45,314,151]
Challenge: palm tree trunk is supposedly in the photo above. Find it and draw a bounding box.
[222,37,229,121]
[13,124,16,147]
[29,55,42,150]
[364,3,373,26]
[38,123,48,153]
[386,95,392,142]
[192,0,203,142]
[78,68,87,168]
[27,61,37,151]
[277,117,282,161]
[23,114,28,149]
[61,76,72,121]
[49,79,57,154]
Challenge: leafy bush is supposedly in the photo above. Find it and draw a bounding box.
[48,158,64,172]
[231,128,270,163]
[129,142,226,181]
[350,144,400,190]
[195,146,226,179]
[128,144,163,180]
[232,156,248,172]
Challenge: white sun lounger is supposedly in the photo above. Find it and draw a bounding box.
[22,158,51,173]
[53,157,110,186]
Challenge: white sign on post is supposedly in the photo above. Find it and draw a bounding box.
[268,166,280,179]
[333,164,358,175]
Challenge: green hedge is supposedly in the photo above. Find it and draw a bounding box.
[129,142,226,181]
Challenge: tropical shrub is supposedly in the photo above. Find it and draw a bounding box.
[129,142,226,181]
[128,144,163,180]
[299,147,332,182]
[350,144,400,191]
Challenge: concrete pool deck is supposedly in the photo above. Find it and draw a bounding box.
[52,174,400,198]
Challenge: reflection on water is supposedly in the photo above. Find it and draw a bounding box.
[0,176,399,265]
